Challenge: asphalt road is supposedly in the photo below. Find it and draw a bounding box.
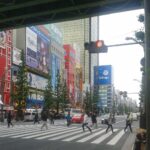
[0,115,139,150]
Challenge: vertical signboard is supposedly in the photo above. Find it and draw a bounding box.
[94,65,112,85]
[26,27,37,68]
[51,53,61,88]
[26,27,50,74]
[0,30,12,105]
[0,31,6,48]
[13,47,22,65]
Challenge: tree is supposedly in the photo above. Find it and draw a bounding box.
[43,73,54,109]
[13,50,29,120]
[135,14,145,43]
[53,71,68,113]
[83,90,91,113]
[60,80,69,111]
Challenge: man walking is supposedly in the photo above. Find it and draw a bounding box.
[49,111,54,125]
[82,112,92,133]
[34,112,40,124]
[124,113,132,133]
[7,111,13,128]
[41,110,48,130]
[91,112,97,128]
[106,113,114,133]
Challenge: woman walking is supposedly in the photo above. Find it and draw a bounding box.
[82,112,92,133]
[124,113,132,133]
[106,113,114,133]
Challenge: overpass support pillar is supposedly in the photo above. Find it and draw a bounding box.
[144,0,150,149]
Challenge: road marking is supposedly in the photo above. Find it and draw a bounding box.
[91,129,118,144]
[49,129,83,140]
[11,126,67,138]
[62,128,100,142]
[77,129,105,143]
[107,129,124,145]
[23,127,78,139]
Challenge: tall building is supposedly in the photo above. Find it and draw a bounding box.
[64,44,76,104]
[12,24,64,109]
[56,17,99,103]
[0,30,13,108]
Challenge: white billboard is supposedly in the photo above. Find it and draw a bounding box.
[13,47,22,65]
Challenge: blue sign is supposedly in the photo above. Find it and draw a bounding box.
[94,65,112,85]
[51,53,60,89]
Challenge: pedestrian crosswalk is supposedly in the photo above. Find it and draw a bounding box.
[0,124,129,146]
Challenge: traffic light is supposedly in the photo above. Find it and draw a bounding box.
[119,91,127,97]
[84,40,108,53]
[140,57,145,75]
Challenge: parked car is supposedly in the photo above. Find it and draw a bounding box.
[131,113,138,121]
[54,112,65,119]
[24,109,42,121]
[101,114,116,124]
[64,108,83,123]
[101,114,109,124]
[71,113,84,123]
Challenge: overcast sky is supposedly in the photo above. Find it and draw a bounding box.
[99,9,144,104]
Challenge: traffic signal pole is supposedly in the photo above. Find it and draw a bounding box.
[89,17,92,111]
[144,0,150,149]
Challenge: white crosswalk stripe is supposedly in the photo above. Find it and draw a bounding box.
[0,124,127,145]
[107,129,124,145]
[91,129,118,144]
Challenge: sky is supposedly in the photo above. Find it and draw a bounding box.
[99,9,144,104]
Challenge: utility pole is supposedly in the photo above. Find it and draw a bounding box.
[144,0,150,149]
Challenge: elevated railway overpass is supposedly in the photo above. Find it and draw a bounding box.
[0,1,150,150]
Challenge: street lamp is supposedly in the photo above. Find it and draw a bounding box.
[133,78,141,83]
[125,37,144,48]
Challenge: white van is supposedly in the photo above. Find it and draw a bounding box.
[24,109,42,121]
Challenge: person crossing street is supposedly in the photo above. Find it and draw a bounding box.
[41,109,48,130]
[66,111,72,127]
[82,112,92,133]
[34,112,40,124]
[7,111,13,128]
[124,113,133,133]
[106,113,114,133]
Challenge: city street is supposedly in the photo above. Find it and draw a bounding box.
[0,115,139,150]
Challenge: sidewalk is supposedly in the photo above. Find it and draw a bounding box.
[122,130,136,150]
[122,133,135,150]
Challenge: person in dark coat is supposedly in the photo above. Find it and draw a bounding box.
[91,112,97,128]
[34,112,40,124]
[49,111,54,125]
[41,110,48,130]
[7,111,13,128]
